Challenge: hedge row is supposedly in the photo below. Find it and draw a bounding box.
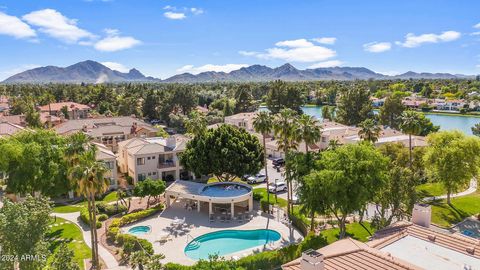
[164,233,328,270]
[80,207,105,228]
[80,202,127,228]
[107,205,163,258]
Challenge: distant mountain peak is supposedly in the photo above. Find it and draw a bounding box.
[2,61,475,84]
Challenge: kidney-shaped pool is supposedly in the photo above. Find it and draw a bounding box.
[184,229,281,260]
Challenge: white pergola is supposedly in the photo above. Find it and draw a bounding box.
[164,180,253,218]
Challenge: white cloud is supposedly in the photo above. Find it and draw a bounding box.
[395,31,461,48]
[0,11,36,39]
[275,39,314,48]
[190,8,204,15]
[312,37,336,45]
[476,64,480,68]
[94,36,140,52]
[363,42,392,53]
[308,60,344,68]
[377,70,401,76]
[101,62,129,72]
[474,23,480,29]
[471,31,480,36]
[241,39,337,62]
[176,64,248,74]
[164,11,186,20]
[23,9,95,43]
[94,29,140,52]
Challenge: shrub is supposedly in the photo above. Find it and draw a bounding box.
[80,207,102,228]
[97,202,127,216]
[253,192,263,201]
[118,205,163,226]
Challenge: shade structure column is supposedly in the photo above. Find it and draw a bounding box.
[197,200,201,212]
[209,201,212,216]
[231,201,235,218]
[248,195,253,212]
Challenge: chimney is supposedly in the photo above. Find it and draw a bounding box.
[412,203,431,228]
[300,249,324,270]
[166,136,176,149]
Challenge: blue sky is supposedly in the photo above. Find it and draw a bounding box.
[0,0,479,80]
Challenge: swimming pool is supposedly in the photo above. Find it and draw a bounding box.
[184,229,281,260]
[128,226,151,235]
[200,183,251,197]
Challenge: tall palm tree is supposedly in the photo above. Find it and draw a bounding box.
[253,111,273,206]
[399,110,422,167]
[273,108,299,215]
[358,119,381,143]
[69,148,109,269]
[327,139,340,150]
[296,114,322,154]
[295,114,322,228]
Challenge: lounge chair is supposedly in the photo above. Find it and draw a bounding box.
[209,215,215,223]
[237,215,243,223]
[226,215,232,222]
[221,216,226,222]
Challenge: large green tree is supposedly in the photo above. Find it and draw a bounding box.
[47,243,80,270]
[234,85,257,113]
[180,124,264,181]
[335,86,373,125]
[307,144,388,238]
[133,178,166,208]
[424,131,480,204]
[0,130,70,197]
[266,80,304,114]
[0,196,51,270]
[378,95,405,129]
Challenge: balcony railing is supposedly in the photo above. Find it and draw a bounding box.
[158,160,176,169]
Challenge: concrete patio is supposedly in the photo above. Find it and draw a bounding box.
[121,201,303,265]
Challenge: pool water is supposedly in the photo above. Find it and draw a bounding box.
[128,226,151,235]
[185,229,281,260]
[200,184,250,197]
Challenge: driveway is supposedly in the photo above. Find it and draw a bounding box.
[254,159,297,202]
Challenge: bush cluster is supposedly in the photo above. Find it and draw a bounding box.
[106,205,163,259]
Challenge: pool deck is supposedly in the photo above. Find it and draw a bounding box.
[121,201,303,265]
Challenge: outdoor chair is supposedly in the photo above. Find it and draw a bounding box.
[209,215,215,223]
[237,215,243,223]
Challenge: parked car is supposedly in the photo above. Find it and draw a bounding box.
[247,173,267,184]
[272,158,285,167]
[268,181,287,193]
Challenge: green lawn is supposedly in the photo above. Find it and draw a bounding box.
[430,190,480,227]
[53,191,119,213]
[416,182,447,198]
[47,217,91,268]
[253,187,288,208]
[321,222,376,243]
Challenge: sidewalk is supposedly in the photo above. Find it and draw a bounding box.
[53,212,121,270]
[422,179,478,202]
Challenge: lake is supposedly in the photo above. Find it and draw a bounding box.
[267,106,480,135]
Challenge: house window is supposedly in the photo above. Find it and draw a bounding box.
[148,172,152,176]
[109,178,116,186]
[321,137,326,143]
[138,173,146,181]
[152,156,156,159]
[137,158,145,165]
[147,157,151,160]
[105,161,114,169]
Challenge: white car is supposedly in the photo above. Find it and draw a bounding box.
[268,181,287,193]
[247,173,267,184]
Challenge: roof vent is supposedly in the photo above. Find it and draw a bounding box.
[412,203,431,228]
[301,249,324,270]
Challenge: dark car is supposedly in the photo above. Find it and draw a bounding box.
[272,158,285,167]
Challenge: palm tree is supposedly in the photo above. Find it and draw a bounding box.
[253,111,273,206]
[69,148,109,269]
[399,110,422,167]
[185,111,207,137]
[295,114,322,228]
[358,119,381,143]
[327,139,340,150]
[273,108,299,215]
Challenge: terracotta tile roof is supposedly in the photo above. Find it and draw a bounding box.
[38,102,90,112]
[369,222,480,258]
[0,121,26,137]
[282,238,421,270]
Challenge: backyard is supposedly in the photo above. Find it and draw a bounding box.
[430,189,480,227]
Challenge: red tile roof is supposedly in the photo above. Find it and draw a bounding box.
[38,102,90,112]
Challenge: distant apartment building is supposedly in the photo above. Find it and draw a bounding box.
[0,113,62,127]
[0,95,9,114]
[117,135,190,184]
[38,101,91,119]
[223,112,427,158]
[54,116,158,152]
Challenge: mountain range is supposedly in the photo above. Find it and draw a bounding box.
[2,60,476,84]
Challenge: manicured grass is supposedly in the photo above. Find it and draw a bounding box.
[416,182,447,198]
[47,217,91,268]
[253,187,288,208]
[430,190,480,227]
[53,191,119,213]
[321,222,376,243]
